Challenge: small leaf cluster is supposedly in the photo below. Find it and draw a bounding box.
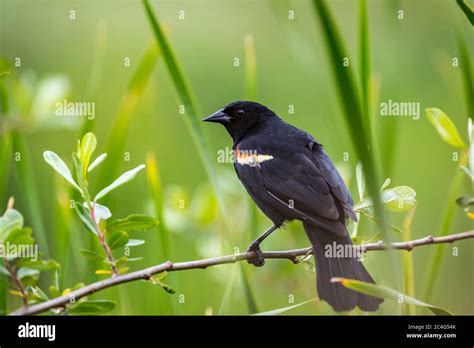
[43,132,158,275]
[348,163,417,239]
[426,108,473,219]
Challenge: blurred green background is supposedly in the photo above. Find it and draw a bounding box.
[0,0,472,315]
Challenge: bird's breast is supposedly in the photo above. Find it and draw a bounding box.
[235,144,274,167]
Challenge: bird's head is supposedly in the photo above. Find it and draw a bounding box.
[203,101,277,142]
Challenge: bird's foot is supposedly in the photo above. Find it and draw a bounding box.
[247,242,265,267]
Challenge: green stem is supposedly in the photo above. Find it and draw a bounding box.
[402,208,416,315]
[89,204,117,276]
[424,168,464,301]
[4,258,28,306]
[12,133,49,256]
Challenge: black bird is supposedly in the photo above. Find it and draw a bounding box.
[203,101,383,312]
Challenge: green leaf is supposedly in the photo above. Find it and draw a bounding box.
[89,203,111,223]
[48,285,61,298]
[255,298,317,316]
[456,195,474,211]
[149,274,175,294]
[74,202,98,235]
[88,153,107,173]
[43,151,83,193]
[126,257,143,262]
[72,282,85,291]
[125,239,145,247]
[0,265,9,276]
[426,108,466,148]
[107,214,158,232]
[80,249,105,261]
[16,267,39,280]
[381,186,417,212]
[77,132,97,178]
[106,230,129,250]
[5,227,34,246]
[17,259,59,271]
[380,178,391,191]
[94,164,145,202]
[30,286,49,302]
[460,139,474,182]
[69,300,116,315]
[115,256,128,268]
[0,208,24,240]
[72,152,87,195]
[354,185,417,213]
[332,277,452,315]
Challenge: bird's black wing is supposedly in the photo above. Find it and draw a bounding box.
[234,133,356,236]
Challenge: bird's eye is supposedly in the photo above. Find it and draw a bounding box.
[237,109,245,116]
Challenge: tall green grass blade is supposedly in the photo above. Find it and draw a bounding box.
[142,0,229,225]
[53,178,85,282]
[244,34,257,100]
[458,37,474,118]
[402,208,416,315]
[243,32,259,238]
[456,0,474,26]
[218,263,238,315]
[239,263,258,314]
[80,20,108,136]
[12,133,49,256]
[358,0,371,140]
[96,44,160,195]
[1,74,12,314]
[0,133,12,208]
[241,32,260,313]
[145,153,176,314]
[333,278,452,315]
[255,298,317,316]
[359,0,396,176]
[312,0,386,238]
[0,74,12,209]
[424,169,464,301]
[146,153,171,260]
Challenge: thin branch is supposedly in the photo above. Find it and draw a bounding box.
[10,230,474,316]
[4,258,28,306]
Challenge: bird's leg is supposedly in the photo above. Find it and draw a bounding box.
[246,225,278,267]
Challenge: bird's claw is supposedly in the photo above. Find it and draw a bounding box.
[247,243,265,267]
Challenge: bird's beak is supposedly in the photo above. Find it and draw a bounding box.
[202,109,231,124]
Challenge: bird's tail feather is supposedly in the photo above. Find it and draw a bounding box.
[303,222,384,312]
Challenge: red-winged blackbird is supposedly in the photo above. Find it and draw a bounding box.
[203,101,383,312]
